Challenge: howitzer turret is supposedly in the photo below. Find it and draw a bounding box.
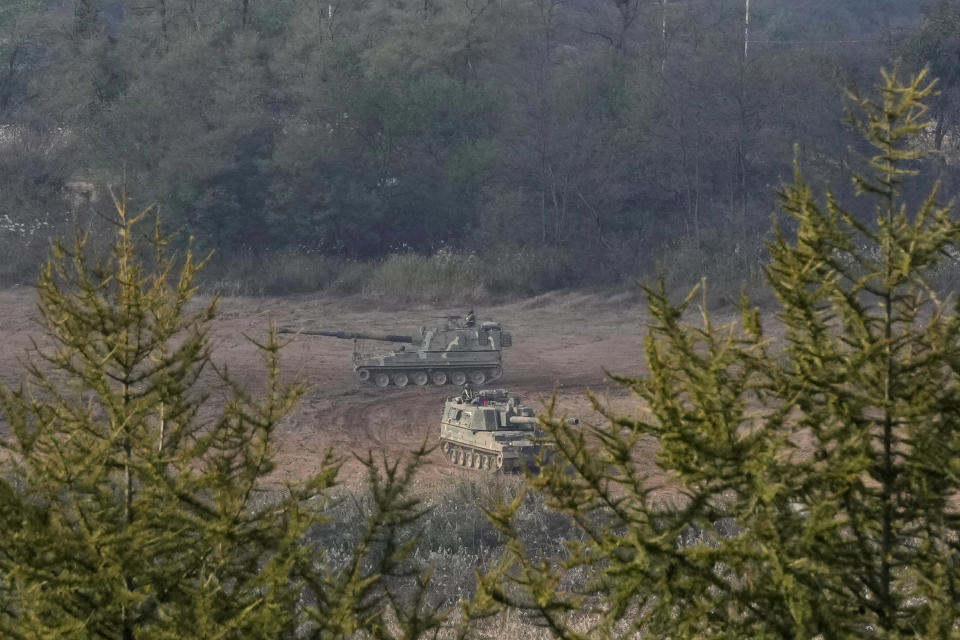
[280,313,511,389]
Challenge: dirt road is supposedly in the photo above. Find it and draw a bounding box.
[0,288,662,487]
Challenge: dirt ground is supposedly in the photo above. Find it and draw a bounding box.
[0,287,670,489]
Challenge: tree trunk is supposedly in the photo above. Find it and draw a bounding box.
[159,0,169,48]
[743,0,750,61]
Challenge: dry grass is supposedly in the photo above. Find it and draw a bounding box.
[197,246,587,303]
[362,246,583,303]
[191,238,777,309]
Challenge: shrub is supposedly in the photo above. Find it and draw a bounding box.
[476,70,960,638]
[0,195,445,639]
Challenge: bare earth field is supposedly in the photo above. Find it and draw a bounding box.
[0,288,669,489]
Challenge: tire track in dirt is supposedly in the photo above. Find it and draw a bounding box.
[208,292,653,487]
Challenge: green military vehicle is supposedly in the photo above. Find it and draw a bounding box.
[439,388,577,473]
[280,312,511,388]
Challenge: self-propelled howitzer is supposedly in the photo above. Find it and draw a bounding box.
[279,317,511,388]
[439,389,578,473]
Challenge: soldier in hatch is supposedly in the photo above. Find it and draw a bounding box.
[465,309,476,327]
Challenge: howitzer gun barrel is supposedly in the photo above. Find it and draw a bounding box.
[277,328,416,343]
[508,416,579,426]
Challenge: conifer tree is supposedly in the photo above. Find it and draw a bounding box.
[0,196,442,639]
[475,69,960,638]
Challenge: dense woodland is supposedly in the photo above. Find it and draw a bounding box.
[1,0,959,294]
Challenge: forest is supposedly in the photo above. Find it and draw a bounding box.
[0,0,958,298]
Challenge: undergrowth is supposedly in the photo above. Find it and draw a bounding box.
[300,475,580,609]
[192,240,779,307]
[18,226,960,308]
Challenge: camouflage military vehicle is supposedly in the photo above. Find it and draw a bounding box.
[280,313,511,388]
[439,389,577,473]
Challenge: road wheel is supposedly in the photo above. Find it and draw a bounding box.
[451,371,466,386]
[374,373,390,387]
[393,373,408,387]
[357,369,371,381]
[412,371,428,386]
[488,366,502,381]
[469,370,486,385]
[431,370,448,385]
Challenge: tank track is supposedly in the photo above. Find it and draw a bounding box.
[440,440,508,472]
[355,366,503,388]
